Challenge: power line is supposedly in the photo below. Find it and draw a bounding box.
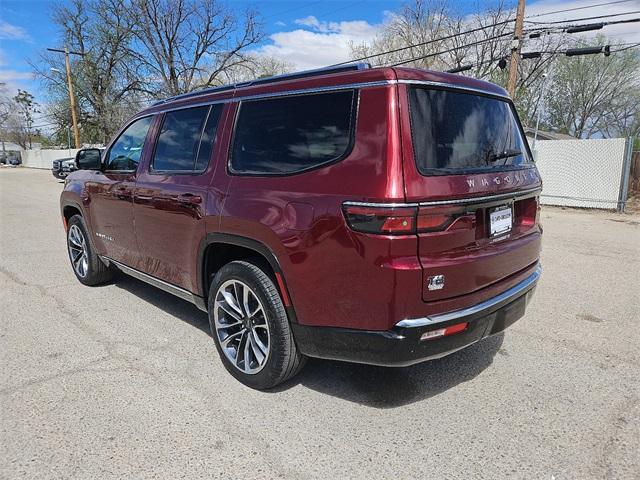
[446,43,640,73]
[611,41,640,52]
[331,19,515,67]
[525,10,640,25]
[391,32,515,67]
[527,0,638,19]
[389,16,639,68]
[335,7,638,69]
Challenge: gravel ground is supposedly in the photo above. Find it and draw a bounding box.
[1,167,639,479]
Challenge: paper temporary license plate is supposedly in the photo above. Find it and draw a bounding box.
[489,205,512,237]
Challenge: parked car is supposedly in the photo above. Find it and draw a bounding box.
[60,64,542,389]
[52,157,76,179]
[1,152,22,165]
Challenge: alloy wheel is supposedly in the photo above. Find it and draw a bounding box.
[67,224,89,278]
[213,279,270,374]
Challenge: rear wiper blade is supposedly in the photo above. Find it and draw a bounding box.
[487,148,522,165]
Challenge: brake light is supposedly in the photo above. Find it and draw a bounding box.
[343,203,461,235]
[342,205,416,235]
[416,212,451,232]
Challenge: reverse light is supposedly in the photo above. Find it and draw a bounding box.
[420,322,468,341]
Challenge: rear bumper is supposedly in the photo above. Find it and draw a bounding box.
[292,264,541,367]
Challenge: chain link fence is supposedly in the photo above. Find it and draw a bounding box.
[533,137,633,211]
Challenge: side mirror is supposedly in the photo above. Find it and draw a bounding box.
[75,148,102,170]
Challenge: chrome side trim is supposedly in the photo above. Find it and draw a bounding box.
[100,256,207,311]
[144,80,396,115]
[396,265,542,328]
[397,79,510,100]
[418,187,541,206]
[343,201,419,208]
[343,187,541,209]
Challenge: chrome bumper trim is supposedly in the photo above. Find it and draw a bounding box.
[396,265,542,328]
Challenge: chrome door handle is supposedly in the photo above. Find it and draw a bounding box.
[177,193,202,204]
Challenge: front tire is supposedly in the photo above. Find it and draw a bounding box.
[66,215,113,286]
[208,260,305,389]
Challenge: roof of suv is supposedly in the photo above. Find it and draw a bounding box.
[139,64,509,116]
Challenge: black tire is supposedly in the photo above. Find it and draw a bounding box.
[66,214,114,286]
[208,260,306,389]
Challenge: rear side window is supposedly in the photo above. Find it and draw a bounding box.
[230,90,356,175]
[408,87,532,175]
[152,105,222,172]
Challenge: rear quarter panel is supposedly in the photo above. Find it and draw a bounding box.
[219,85,420,330]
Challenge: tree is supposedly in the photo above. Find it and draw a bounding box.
[217,54,294,84]
[544,37,640,138]
[127,0,264,95]
[0,83,13,154]
[350,0,450,69]
[33,0,147,144]
[10,90,39,149]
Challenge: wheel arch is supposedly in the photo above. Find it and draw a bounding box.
[61,201,85,230]
[198,233,298,323]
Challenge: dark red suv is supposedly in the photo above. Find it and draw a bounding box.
[61,63,542,389]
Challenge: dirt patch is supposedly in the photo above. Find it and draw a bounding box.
[577,313,605,323]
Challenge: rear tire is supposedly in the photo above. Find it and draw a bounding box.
[208,260,306,389]
[66,215,113,286]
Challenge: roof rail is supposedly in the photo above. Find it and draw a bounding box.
[152,62,370,106]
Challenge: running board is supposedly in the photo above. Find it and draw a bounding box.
[100,256,207,312]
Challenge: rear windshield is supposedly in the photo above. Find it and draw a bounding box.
[408,87,533,175]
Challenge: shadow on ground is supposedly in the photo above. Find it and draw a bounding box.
[113,273,504,408]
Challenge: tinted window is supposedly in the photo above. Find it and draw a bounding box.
[153,105,222,172]
[105,116,152,171]
[231,91,355,175]
[195,105,222,171]
[409,88,532,175]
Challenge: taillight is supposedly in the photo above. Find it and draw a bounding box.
[416,211,452,232]
[342,203,463,235]
[342,205,416,235]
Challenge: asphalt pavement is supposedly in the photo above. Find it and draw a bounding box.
[1,167,639,479]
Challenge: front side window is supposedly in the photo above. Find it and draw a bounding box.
[408,87,533,175]
[230,90,356,175]
[105,116,153,171]
[152,104,222,172]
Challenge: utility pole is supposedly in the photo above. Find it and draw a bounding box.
[507,0,526,98]
[47,47,83,149]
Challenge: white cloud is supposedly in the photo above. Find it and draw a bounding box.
[0,70,34,82]
[526,0,640,44]
[253,17,380,70]
[274,21,286,27]
[253,1,639,72]
[0,20,31,41]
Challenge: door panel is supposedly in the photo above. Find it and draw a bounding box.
[133,104,229,293]
[87,116,154,266]
[86,172,138,266]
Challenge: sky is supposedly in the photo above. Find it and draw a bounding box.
[1,0,639,118]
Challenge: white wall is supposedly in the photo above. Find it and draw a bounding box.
[533,138,627,210]
[21,149,79,169]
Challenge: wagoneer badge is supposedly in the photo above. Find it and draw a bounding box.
[427,275,445,291]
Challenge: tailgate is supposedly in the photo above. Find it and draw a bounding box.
[416,186,541,301]
[398,81,542,302]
